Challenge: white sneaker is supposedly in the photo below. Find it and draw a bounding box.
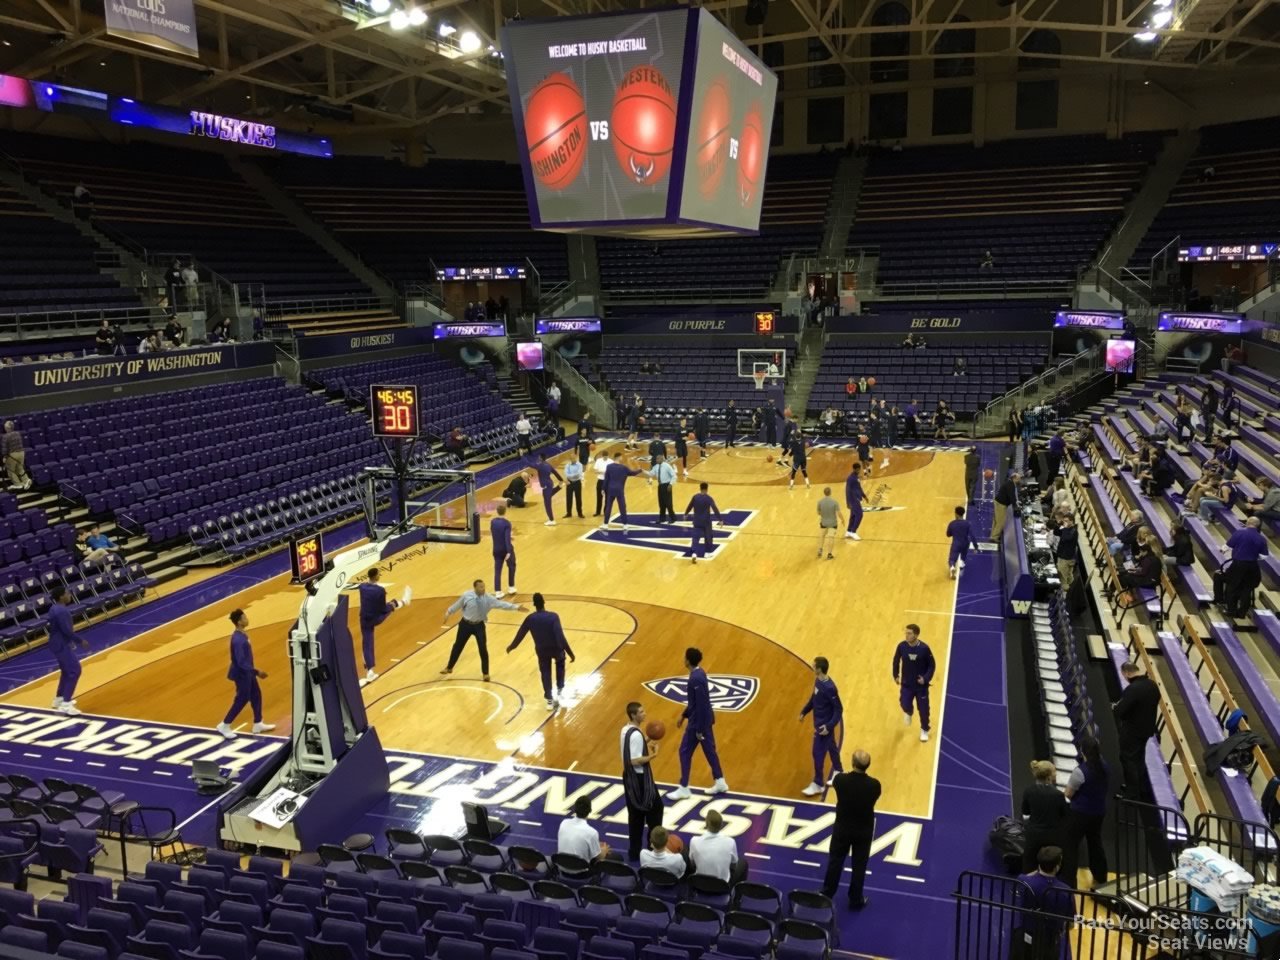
[545,520,557,527]
[546,698,556,711]
[903,712,912,726]
[709,778,729,795]
[58,702,82,716]
[52,697,64,709]
[949,565,956,579]
[788,481,794,489]
[920,730,930,742]
[881,458,890,469]
[507,586,517,595]
[252,722,276,733]
[622,524,629,532]
[668,786,692,800]
[827,772,838,786]
[850,532,862,541]
[957,559,965,572]
[805,479,811,488]
[364,669,379,683]
[400,586,412,607]
[216,722,234,740]
[801,782,823,796]
[844,531,855,539]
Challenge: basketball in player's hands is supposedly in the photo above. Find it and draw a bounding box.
[666,833,684,854]
[687,432,696,441]
[646,720,666,741]
[984,468,995,479]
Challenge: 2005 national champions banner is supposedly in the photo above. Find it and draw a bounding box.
[104,0,200,57]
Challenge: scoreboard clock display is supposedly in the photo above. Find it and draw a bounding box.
[290,535,325,585]
[370,384,419,439]
[754,311,776,335]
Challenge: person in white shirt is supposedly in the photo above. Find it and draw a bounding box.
[138,330,161,354]
[689,809,744,883]
[592,452,611,517]
[180,262,199,306]
[639,826,686,878]
[516,415,533,454]
[557,796,612,863]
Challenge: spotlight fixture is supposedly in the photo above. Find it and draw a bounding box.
[408,7,427,25]
[460,29,481,52]
[438,22,456,37]
[370,0,391,12]
[1135,29,1157,40]
[389,9,410,28]
[1153,0,1171,7]
[1151,10,1172,26]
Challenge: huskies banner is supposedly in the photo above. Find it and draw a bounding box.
[105,0,200,57]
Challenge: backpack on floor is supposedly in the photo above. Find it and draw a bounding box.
[989,816,1026,874]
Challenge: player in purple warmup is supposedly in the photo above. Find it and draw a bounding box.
[602,452,643,531]
[845,463,868,541]
[799,656,843,795]
[669,647,728,798]
[945,506,979,579]
[892,623,936,743]
[491,503,517,596]
[357,567,411,686]
[534,453,564,527]
[683,481,722,562]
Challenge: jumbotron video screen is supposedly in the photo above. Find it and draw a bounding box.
[502,8,777,237]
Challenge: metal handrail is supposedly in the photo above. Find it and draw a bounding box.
[544,346,614,430]
[1076,265,1152,310]
[876,276,1074,300]
[971,344,1102,436]
[264,294,393,318]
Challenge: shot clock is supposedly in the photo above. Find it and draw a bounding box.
[370,384,420,439]
[753,311,776,335]
[290,534,325,585]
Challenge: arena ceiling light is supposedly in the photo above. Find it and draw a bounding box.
[369,0,391,12]
[408,7,427,26]
[1135,29,1157,40]
[1151,10,1173,26]
[459,30,481,52]
[389,9,410,29]
[438,23,456,37]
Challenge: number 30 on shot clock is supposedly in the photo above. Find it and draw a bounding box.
[290,535,325,585]
[754,311,776,335]
[370,384,420,438]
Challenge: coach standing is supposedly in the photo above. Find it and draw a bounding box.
[507,592,575,710]
[648,455,677,523]
[49,586,89,715]
[726,400,739,448]
[592,450,611,517]
[1220,517,1268,617]
[216,609,275,738]
[893,623,935,742]
[683,481,722,562]
[563,457,585,519]
[671,647,728,799]
[821,749,880,909]
[441,579,527,681]
[800,656,843,795]
[622,701,663,862]
[602,452,643,531]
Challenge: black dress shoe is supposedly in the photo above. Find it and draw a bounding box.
[848,897,869,910]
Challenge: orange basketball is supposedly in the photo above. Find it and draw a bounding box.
[611,66,676,186]
[984,469,994,480]
[695,76,731,199]
[666,833,684,854]
[766,455,774,463]
[737,101,765,206]
[867,377,876,387]
[687,432,696,441]
[645,720,666,741]
[525,73,588,191]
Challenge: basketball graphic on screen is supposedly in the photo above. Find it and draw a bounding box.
[737,102,765,206]
[611,65,676,186]
[694,76,731,198]
[525,72,588,191]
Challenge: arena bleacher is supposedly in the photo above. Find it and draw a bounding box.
[851,133,1165,296]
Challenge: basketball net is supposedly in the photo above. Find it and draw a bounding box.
[752,370,766,390]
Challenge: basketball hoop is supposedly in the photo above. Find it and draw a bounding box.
[752,369,766,390]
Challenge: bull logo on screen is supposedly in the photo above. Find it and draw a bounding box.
[611,66,676,186]
[643,675,760,713]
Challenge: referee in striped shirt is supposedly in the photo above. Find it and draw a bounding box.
[441,579,527,681]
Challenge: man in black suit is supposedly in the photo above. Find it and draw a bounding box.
[821,749,881,909]
[1113,661,1160,799]
[991,472,1022,539]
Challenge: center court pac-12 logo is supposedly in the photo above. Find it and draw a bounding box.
[580,509,754,559]
[644,674,760,712]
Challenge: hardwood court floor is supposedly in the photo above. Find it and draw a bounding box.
[2,441,966,817]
